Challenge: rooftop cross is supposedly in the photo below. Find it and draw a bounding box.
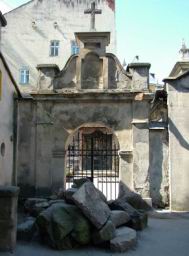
[84,2,102,32]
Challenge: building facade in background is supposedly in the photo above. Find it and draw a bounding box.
[1,0,116,92]
[164,43,189,211]
[1,1,189,212]
[0,12,21,186]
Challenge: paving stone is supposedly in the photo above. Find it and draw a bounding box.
[110,226,137,252]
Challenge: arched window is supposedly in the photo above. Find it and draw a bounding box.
[66,126,120,200]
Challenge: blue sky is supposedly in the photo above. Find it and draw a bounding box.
[1,0,189,82]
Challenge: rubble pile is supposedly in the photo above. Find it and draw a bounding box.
[17,180,151,252]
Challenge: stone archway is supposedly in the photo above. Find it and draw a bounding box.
[65,124,120,200]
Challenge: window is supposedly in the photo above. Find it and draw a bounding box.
[50,40,59,56]
[71,40,79,55]
[19,68,29,85]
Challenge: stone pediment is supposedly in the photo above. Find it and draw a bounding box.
[53,55,78,89]
[36,32,150,93]
[52,52,132,91]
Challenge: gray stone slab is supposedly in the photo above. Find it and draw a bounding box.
[110,210,130,227]
[118,181,152,211]
[92,220,116,245]
[72,182,111,229]
[0,186,19,197]
[17,217,36,241]
[110,227,137,252]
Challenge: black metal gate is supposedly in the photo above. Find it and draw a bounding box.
[66,129,119,200]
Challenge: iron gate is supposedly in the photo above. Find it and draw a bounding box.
[66,129,119,200]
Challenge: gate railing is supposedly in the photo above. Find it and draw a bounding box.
[66,130,119,200]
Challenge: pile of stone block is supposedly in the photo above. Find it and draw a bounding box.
[17,180,151,252]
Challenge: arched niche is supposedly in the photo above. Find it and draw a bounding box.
[81,52,102,89]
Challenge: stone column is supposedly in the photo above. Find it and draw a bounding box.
[133,123,150,199]
[119,151,133,190]
[132,100,151,203]
[0,186,19,252]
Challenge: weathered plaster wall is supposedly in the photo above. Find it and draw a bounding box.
[132,101,150,199]
[2,0,116,91]
[168,77,189,211]
[149,129,169,208]
[0,59,15,185]
[17,96,135,196]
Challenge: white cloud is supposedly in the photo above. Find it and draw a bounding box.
[0,0,13,14]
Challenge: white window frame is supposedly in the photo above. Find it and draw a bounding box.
[19,67,29,85]
[50,40,60,57]
[71,40,79,55]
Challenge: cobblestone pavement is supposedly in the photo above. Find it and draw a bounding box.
[1,213,189,256]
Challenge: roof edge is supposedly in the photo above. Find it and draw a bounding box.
[0,11,7,26]
[127,62,151,69]
[3,0,34,15]
[163,70,189,83]
[0,51,22,97]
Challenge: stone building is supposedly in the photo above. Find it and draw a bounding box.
[2,1,189,212]
[0,12,21,186]
[1,0,116,91]
[15,22,170,209]
[164,43,189,211]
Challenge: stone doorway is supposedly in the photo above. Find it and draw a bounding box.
[66,127,119,200]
